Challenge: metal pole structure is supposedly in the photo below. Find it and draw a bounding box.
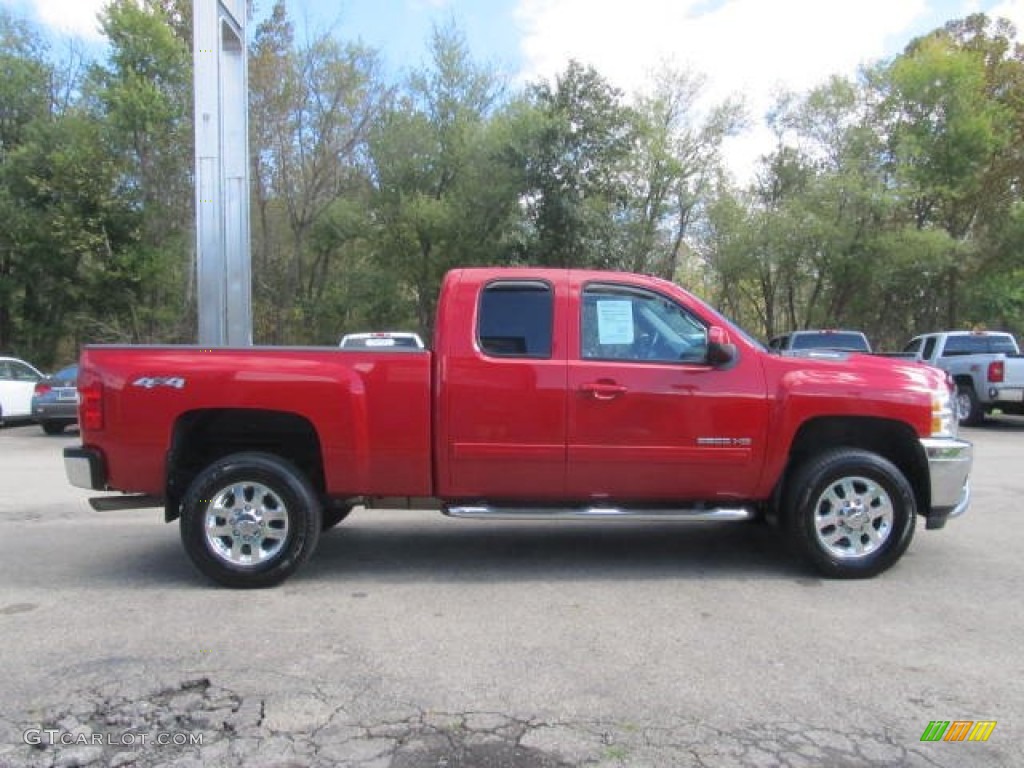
[194,0,252,346]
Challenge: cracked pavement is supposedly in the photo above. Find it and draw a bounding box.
[0,677,985,767]
[1,422,1023,767]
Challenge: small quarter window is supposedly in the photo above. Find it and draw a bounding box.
[478,281,554,358]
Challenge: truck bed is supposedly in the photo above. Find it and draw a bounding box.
[76,345,434,498]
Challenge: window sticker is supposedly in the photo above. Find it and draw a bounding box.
[596,300,634,344]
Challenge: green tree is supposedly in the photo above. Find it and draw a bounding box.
[520,60,637,268]
[84,0,194,342]
[623,66,743,278]
[249,1,388,342]
[881,22,1014,327]
[1,10,54,358]
[368,22,520,334]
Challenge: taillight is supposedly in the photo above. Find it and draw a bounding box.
[79,382,104,431]
[34,382,52,397]
[988,360,1004,383]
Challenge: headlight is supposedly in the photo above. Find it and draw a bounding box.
[931,385,958,438]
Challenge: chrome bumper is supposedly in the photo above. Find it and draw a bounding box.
[920,437,972,528]
[64,446,107,490]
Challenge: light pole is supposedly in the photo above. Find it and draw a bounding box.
[193,0,252,346]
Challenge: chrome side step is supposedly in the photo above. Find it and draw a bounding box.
[89,494,164,512]
[442,505,754,522]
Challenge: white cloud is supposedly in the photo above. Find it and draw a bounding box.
[516,0,926,95]
[513,0,1019,180]
[17,0,109,40]
[989,0,1024,29]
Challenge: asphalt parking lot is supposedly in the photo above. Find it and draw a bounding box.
[0,419,1022,768]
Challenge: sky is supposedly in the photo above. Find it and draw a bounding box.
[4,0,1024,178]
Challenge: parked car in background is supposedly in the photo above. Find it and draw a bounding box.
[897,330,1024,425]
[768,329,873,354]
[0,356,44,426]
[32,364,79,435]
[339,332,425,350]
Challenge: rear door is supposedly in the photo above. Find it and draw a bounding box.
[439,273,569,499]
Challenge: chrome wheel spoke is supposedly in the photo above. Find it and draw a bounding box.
[813,475,894,561]
[207,521,233,539]
[263,527,287,543]
[204,480,290,568]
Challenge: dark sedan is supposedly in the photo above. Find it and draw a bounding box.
[31,364,78,435]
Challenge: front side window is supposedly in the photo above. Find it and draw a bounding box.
[478,281,554,358]
[903,338,922,355]
[581,284,707,363]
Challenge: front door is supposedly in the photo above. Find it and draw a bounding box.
[566,280,768,501]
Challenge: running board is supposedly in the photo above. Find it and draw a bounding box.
[442,505,754,522]
[89,494,163,512]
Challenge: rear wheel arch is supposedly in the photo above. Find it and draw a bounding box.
[165,409,326,522]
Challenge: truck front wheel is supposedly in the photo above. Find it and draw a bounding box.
[784,449,916,578]
[180,452,321,588]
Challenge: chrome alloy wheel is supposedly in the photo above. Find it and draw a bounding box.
[812,475,894,560]
[203,482,289,567]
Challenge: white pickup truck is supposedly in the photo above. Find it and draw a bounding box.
[898,331,1024,425]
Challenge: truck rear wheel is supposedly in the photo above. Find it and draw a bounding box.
[955,384,984,426]
[180,452,321,588]
[784,449,915,578]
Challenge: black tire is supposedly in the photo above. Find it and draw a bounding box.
[180,452,321,588]
[41,420,67,435]
[955,384,984,427]
[321,502,354,531]
[784,449,916,579]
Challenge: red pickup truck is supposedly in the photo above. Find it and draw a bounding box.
[65,268,972,587]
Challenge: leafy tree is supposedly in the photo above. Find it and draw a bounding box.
[519,60,638,268]
[0,10,53,356]
[881,22,1014,327]
[368,22,519,334]
[622,67,743,279]
[83,0,194,342]
[249,0,388,342]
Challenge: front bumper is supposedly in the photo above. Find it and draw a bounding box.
[920,437,972,529]
[64,446,107,490]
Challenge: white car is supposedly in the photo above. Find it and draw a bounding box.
[339,332,425,350]
[0,357,44,425]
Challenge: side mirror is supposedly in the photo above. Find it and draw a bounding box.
[707,326,737,367]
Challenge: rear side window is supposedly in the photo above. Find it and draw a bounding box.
[478,281,554,358]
